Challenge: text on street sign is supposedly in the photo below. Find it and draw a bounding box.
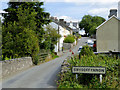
[72,66,106,74]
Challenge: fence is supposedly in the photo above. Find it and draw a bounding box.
[38,49,50,62]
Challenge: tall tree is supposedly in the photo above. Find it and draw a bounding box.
[2,1,51,46]
[79,15,105,35]
[2,6,39,60]
[3,1,50,26]
[2,1,50,62]
[79,15,93,35]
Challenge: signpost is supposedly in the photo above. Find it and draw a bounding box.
[72,66,106,83]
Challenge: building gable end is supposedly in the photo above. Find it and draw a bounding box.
[96,15,119,30]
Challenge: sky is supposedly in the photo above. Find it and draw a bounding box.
[0,0,119,22]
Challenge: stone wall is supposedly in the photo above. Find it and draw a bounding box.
[61,56,71,73]
[1,57,33,78]
[63,40,77,51]
[63,43,74,50]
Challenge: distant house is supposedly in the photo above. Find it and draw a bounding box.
[96,6,120,52]
[66,21,80,33]
[49,17,73,52]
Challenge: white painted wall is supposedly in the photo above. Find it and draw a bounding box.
[49,22,71,52]
[58,26,71,51]
[54,43,58,52]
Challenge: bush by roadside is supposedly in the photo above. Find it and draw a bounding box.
[57,46,119,88]
[51,53,59,59]
[75,34,81,40]
[79,45,94,57]
[63,35,75,43]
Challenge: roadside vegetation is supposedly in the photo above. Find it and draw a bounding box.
[63,35,75,43]
[75,34,81,40]
[57,45,119,88]
[51,53,59,59]
[79,15,105,36]
[2,1,60,65]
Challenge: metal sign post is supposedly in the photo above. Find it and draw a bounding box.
[100,74,102,83]
[72,66,106,83]
[76,74,78,80]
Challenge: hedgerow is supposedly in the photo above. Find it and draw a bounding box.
[57,47,119,88]
[63,35,75,43]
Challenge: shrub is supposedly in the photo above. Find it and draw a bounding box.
[79,45,94,57]
[4,56,12,60]
[76,34,81,40]
[32,54,40,65]
[2,24,40,61]
[58,81,83,88]
[51,53,59,59]
[57,54,119,88]
[63,35,75,43]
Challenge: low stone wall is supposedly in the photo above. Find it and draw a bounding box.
[61,56,71,73]
[1,57,33,78]
[63,40,77,51]
[63,43,74,50]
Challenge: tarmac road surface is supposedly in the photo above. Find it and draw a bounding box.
[2,37,91,88]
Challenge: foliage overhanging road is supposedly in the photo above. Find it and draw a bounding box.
[2,37,92,88]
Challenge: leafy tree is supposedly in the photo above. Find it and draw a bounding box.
[79,15,92,35]
[79,15,105,36]
[79,45,94,57]
[2,7,39,60]
[2,1,51,48]
[41,25,61,52]
[2,1,51,62]
[2,1,50,25]
[89,23,97,35]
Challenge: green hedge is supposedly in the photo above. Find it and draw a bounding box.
[58,55,119,88]
[63,35,75,43]
[79,45,94,56]
[57,46,119,88]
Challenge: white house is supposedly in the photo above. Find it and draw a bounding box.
[66,21,80,33]
[49,17,73,52]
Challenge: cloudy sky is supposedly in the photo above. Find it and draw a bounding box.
[0,0,119,22]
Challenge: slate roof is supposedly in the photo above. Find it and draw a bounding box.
[50,18,73,31]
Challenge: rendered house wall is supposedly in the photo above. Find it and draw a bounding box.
[96,17,119,52]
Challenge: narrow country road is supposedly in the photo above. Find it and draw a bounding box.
[2,37,91,88]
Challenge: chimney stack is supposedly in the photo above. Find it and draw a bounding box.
[108,9,117,18]
[59,19,64,24]
[59,19,64,22]
[118,1,120,19]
